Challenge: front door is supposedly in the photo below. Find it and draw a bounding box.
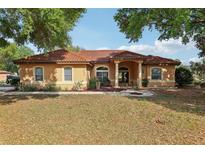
[119,67,129,85]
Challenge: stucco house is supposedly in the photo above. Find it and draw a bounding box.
[14,49,180,90]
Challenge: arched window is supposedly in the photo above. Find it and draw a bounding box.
[64,67,72,81]
[119,67,128,71]
[151,68,162,80]
[96,67,108,82]
[35,67,43,81]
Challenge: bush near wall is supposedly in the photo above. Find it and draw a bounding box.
[88,78,97,89]
[20,84,59,92]
[175,66,193,87]
[142,78,149,87]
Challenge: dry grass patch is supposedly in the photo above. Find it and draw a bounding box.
[0,89,205,144]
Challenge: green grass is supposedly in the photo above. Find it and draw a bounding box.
[0,89,205,144]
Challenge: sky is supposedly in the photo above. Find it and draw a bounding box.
[30,8,201,64]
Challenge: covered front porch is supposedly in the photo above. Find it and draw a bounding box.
[92,51,145,89]
[113,60,143,88]
[110,51,145,88]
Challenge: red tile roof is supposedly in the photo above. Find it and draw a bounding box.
[14,49,88,64]
[14,49,180,65]
[144,55,180,64]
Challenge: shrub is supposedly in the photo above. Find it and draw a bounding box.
[72,81,83,91]
[88,78,97,89]
[193,80,201,86]
[43,85,58,91]
[175,66,193,87]
[0,81,5,86]
[9,76,20,90]
[10,77,20,87]
[20,85,38,91]
[142,78,149,87]
[200,81,205,88]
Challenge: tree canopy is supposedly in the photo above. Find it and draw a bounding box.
[0,9,86,51]
[190,58,205,81]
[65,44,84,52]
[114,9,205,57]
[0,44,33,73]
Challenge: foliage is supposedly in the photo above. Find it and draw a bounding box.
[0,9,86,51]
[66,45,84,52]
[43,85,59,92]
[72,81,83,91]
[142,78,149,87]
[20,84,59,91]
[193,80,202,86]
[0,81,5,86]
[88,78,98,89]
[200,81,205,88]
[9,76,20,87]
[190,58,205,81]
[114,9,205,57]
[20,85,38,92]
[0,44,33,73]
[175,66,193,87]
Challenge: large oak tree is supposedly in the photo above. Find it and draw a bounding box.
[0,8,86,51]
[0,44,33,73]
[114,9,205,57]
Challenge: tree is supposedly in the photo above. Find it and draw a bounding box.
[0,44,33,73]
[190,58,205,81]
[114,9,205,56]
[0,9,86,51]
[65,45,84,52]
[175,66,193,87]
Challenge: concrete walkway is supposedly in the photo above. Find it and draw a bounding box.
[0,86,15,92]
[0,91,118,95]
[0,90,154,97]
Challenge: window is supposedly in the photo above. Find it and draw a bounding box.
[151,68,162,80]
[64,67,72,81]
[96,67,108,82]
[35,67,43,81]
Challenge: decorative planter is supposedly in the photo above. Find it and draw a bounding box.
[96,81,101,90]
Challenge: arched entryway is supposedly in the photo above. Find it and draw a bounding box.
[119,67,129,85]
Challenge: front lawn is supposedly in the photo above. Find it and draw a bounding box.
[0,88,205,144]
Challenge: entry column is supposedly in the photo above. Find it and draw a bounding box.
[114,61,119,88]
[138,61,142,88]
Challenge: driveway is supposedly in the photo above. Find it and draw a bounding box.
[0,85,15,92]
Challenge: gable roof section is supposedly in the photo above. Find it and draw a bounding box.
[110,50,146,60]
[14,49,180,65]
[144,55,180,65]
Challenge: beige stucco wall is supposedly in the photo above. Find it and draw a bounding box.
[90,62,176,87]
[142,64,176,87]
[19,63,88,90]
[19,62,176,89]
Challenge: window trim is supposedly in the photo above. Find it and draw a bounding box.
[95,66,109,81]
[150,67,163,81]
[62,66,73,82]
[33,66,44,82]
